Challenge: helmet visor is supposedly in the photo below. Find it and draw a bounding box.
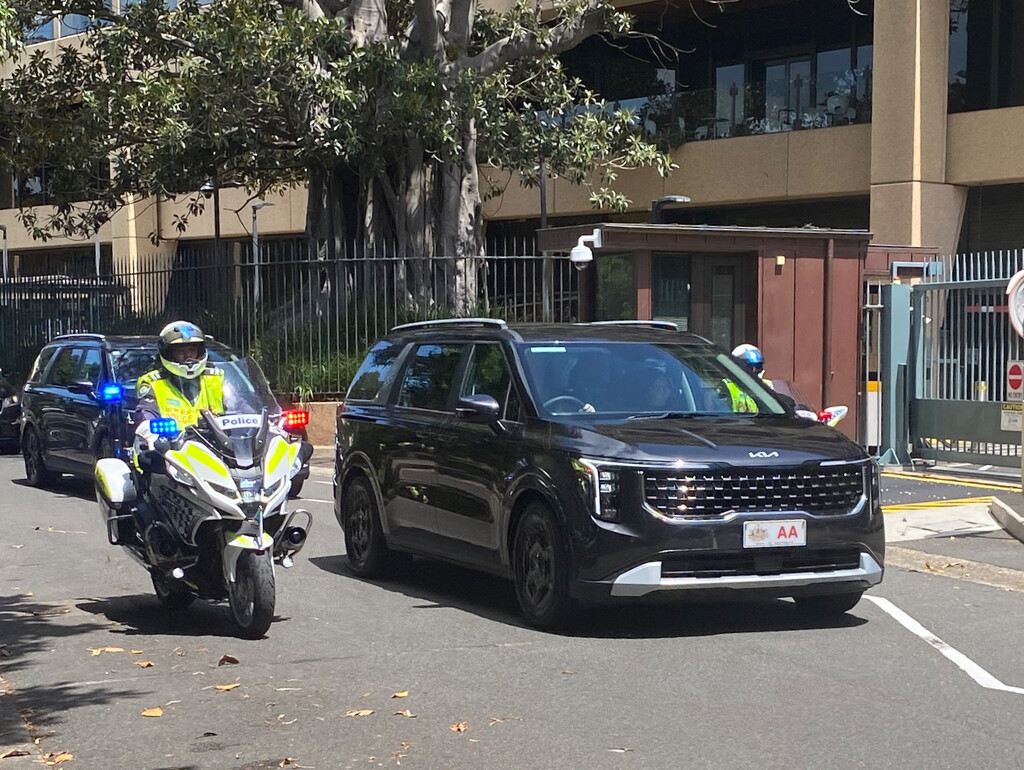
[168,342,206,364]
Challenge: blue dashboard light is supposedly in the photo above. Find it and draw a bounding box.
[99,383,124,402]
[150,418,180,437]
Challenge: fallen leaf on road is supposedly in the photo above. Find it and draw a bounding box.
[489,718,503,726]
[607,748,633,753]
[392,691,408,698]
[141,707,163,718]
[394,710,416,718]
[1,749,31,759]
[89,647,124,656]
[344,709,374,717]
[11,544,23,549]
[449,722,468,732]
[135,661,154,668]
[277,714,298,725]
[218,655,240,666]
[0,647,11,658]
[562,669,576,675]
[34,526,85,535]
[275,687,301,692]
[42,751,73,765]
[202,732,217,737]
[215,683,240,691]
[130,650,144,655]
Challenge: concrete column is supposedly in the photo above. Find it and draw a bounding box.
[870,0,967,255]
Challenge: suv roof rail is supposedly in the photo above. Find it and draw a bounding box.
[582,320,679,331]
[391,318,508,332]
[53,333,106,342]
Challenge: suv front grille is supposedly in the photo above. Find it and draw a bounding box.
[644,466,865,518]
[661,548,862,579]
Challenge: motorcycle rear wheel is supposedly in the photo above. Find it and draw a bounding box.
[228,550,275,639]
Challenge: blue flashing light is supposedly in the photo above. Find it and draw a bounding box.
[150,418,180,437]
[99,383,124,403]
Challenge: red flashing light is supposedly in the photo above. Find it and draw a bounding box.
[282,410,310,430]
[817,410,832,423]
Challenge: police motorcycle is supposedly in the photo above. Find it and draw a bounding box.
[94,358,312,639]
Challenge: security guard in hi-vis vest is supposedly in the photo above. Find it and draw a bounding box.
[135,321,225,429]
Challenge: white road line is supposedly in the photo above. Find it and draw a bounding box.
[311,479,333,486]
[866,595,1024,696]
[296,498,334,505]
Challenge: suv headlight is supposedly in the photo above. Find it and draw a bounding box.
[573,458,620,522]
[1,395,18,410]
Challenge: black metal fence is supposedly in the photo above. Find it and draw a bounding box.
[0,240,579,397]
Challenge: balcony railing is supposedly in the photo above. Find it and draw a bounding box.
[609,68,873,148]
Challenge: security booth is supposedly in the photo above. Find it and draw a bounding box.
[538,223,931,443]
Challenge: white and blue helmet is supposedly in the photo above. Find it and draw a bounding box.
[731,343,764,378]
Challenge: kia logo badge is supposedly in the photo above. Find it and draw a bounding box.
[749,451,780,458]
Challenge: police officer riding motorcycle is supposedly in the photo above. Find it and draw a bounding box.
[95,321,311,638]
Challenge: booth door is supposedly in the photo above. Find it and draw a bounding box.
[653,253,756,352]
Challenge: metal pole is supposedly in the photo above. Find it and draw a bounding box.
[0,225,7,280]
[252,205,261,306]
[213,182,221,260]
[94,229,101,278]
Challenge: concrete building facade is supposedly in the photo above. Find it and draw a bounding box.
[1,0,1019,271]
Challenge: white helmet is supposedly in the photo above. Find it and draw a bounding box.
[731,343,765,378]
[158,320,208,380]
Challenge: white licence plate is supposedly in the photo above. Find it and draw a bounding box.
[743,519,806,548]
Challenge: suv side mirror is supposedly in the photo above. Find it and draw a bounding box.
[456,394,501,421]
[68,380,95,396]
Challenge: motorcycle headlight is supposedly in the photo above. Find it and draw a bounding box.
[572,458,620,522]
[209,481,239,500]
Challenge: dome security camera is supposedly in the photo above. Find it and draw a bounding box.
[569,243,593,270]
[569,228,602,271]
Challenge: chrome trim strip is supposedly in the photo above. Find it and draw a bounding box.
[609,553,883,598]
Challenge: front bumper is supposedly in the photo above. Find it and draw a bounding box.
[608,552,883,598]
[0,408,19,447]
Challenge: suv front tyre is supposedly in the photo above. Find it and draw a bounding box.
[341,475,396,578]
[512,502,574,630]
[23,427,57,488]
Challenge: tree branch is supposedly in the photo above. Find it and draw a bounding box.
[458,8,604,77]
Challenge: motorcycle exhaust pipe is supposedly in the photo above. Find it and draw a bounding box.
[284,526,307,547]
[274,509,313,567]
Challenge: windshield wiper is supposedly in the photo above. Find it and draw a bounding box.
[626,411,715,420]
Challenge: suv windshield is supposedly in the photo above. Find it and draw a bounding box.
[516,340,787,418]
[111,342,278,413]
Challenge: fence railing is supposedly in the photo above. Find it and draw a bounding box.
[0,241,579,398]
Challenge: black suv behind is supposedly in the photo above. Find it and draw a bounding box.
[20,334,311,492]
[334,320,884,629]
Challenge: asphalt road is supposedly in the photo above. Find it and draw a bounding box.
[4,456,1024,769]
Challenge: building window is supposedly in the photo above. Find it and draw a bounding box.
[595,254,636,321]
[24,17,54,44]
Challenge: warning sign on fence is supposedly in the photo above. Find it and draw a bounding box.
[1001,402,1022,432]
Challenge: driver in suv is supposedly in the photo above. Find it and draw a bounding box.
[334,319,884,630]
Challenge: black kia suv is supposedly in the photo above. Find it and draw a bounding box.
[19,334,312,492]
[0,369,20,453]
[334,319,884,629]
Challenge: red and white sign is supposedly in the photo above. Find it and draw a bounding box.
[1008,361,1024,401]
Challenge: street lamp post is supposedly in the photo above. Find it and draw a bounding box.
[0,224,7,280]
[200,179,221,260]
[650,195,692,224]
[251,202,275,306]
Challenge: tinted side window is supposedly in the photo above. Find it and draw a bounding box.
[397,343,465,411]
[27,346,59,384]
[347,340,404,403]
[461,343,516,416]
[79,348,103,384]
[47,347,83,387]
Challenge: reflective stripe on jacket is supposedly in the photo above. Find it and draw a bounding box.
[724,379,758,414]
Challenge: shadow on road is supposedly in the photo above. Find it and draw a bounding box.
[75,595,286,640]
[9,476,95,502]
[0,593,141,736]
[308,555,868,638]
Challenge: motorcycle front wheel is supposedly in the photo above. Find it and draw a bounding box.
[228,550,275,639]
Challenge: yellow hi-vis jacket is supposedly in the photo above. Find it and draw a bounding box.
[724,379,758,414]
[136,369,225,428]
